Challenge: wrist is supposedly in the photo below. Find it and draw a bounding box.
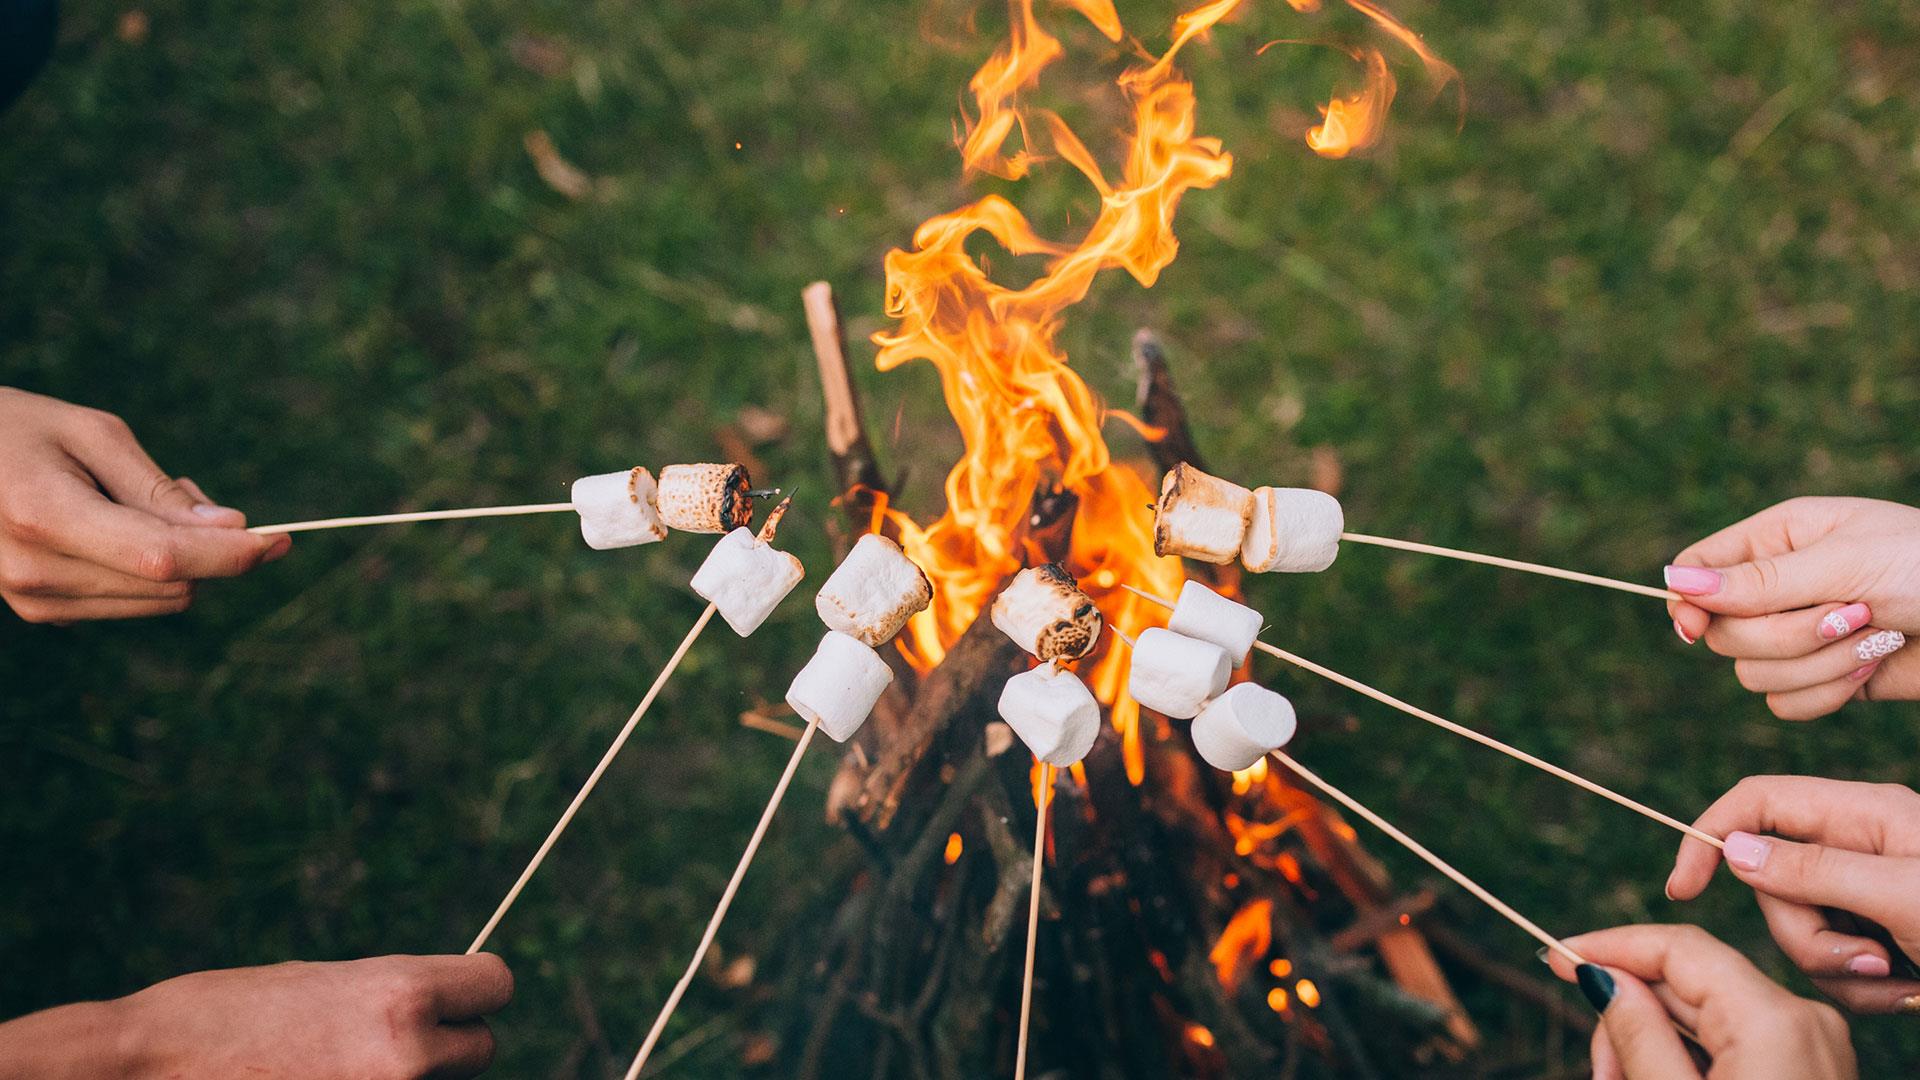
[0,997,148,1080]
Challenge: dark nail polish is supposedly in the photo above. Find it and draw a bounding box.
[1576,964,1616,1013]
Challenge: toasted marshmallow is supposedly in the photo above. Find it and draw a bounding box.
[571,468,668,550]
[1190,683,1296,771]
[816,534,933,647]
[991,563,1103,663]
[1127,627,1231,720]
[1167,580,1263,664]
[997,663,1101,767]
[1154,463,1255,564]
[690,527,804,637]
[786,631,895,742]
[1242,486,1342,573]
[656,463,753,534]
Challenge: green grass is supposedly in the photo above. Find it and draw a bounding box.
[3,0,1918,1074]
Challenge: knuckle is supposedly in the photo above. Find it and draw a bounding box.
[1749,556,1784,597]
[133,545,182,583]
[83,407,133,440]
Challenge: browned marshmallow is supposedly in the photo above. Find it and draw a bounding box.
[1153,463,1254,564]
[815,534,933,646]
[991,563,1103,663]
[656,463,753,534]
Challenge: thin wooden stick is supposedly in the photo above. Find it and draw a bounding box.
[1271,750,1587,967]
[1339,532,1679,601]
[1014,761,1053,1080]
[1122,586,1722,849]
[468,603,719,954]
[623,716,822,1080]
[251,502,576,535]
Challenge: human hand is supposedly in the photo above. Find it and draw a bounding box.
[1545,924,1855,1080]
[1665,497,1920,720]
[0,388,288,623]
[119,954,513,1079]
[1668,775,1920,1014]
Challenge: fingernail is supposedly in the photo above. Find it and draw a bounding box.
[1820,603,1871,640]
[1575,964,1616,1012]
[1663,565,1721,596]
[264,535,293,562]
[1856,630,1906,663]
[1673,619,1696,646]
[192,504,225,519]
[1847,954,1891,978]
[1535,945,1550,965]
[1662,877,1676,902]
[1851,660,1882,682]
[1723,831,1771,872]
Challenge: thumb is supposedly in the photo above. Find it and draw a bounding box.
[1664,547,1854,617]
[1721,831,1920,935]
[1593,968,1702,1080]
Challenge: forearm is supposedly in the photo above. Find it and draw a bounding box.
[0,997,142,1080]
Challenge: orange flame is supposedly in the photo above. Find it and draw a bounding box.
[1209,899,1274,990]
[1307,48,1395,158]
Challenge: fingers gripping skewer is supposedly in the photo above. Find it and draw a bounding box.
[1122,586,1723,849]
[1015,762,1053,1080]
[467,497,799,956]
[1270,750,1588,967]
[1337,532,1680,601]
[623,716,822,1080]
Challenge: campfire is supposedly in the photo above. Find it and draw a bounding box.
[757,2,1588,1074]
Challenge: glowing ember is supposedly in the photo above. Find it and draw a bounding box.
[1296,978,1322,1008]
[1269,957,1294,978]
[1185,1022,1217,1048]
[944,832,965,864]
[1267,986,1291,1012]
[1209,899,1274,990]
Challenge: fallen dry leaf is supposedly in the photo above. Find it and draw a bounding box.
[523,130,595,201]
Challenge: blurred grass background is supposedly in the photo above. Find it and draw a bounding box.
[2,0,1917,1074]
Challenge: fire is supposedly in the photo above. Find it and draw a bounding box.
[1208,899,1274,990]
[875,2,1452,785]
[944,832,965,864]
[1306,48,1394,159]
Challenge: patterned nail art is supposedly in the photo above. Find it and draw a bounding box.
[1856,630,1907,663]
[1899,994,1920,1016]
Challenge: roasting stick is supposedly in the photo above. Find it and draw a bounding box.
[467,496,796,955]
[1271,750,1586,966]
[1337,532,1679,602]
[1122,586,1723,849]
[251,503,576,535]
[622,715,823,1080]
[1014,763,1054,1080]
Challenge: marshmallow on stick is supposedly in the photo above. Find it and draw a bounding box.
[1190,682,1297,771]
[1166,580,1263,663]
[657,463,755,534]
[1243,485,1343,573]
[786,532,935,744]
[998,662,1101,767]
[1127,626,1231,720]
[571,468,668,551]
[991,563,1104,663]
[691,527,805,636]
[1154,463,1254,565]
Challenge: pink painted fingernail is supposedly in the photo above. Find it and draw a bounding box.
[1664,565,1722,596]
[1673,619,1696,645]
[1820,603,1872,640]
[1851,661,1882,682]
[1724,831,1771,872]
[1856,630,1906,663]
[1847,954,1891,978]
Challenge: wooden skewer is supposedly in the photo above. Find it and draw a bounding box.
[251,502,576,535]
[1121,586,1723,849]
[623,715,822,1080]
[1014,762,1053,1080]
[469,495,798,956]
[1271,749,1588,967]
[467,602,719,955]
[1338,531,1679,601]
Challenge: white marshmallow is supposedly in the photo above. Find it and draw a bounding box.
[1242,486,1343,573]
[690,527,805,637]
[997,663,1101,766]
[990,564,1103,662]
[1167,580,1263,664]
[1154,463,1255,565]
[816,534,934,647]
[786,631,895,742]
[1190,683,1297,771]
[571,468,668,550]
[1126,627,1231,720]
